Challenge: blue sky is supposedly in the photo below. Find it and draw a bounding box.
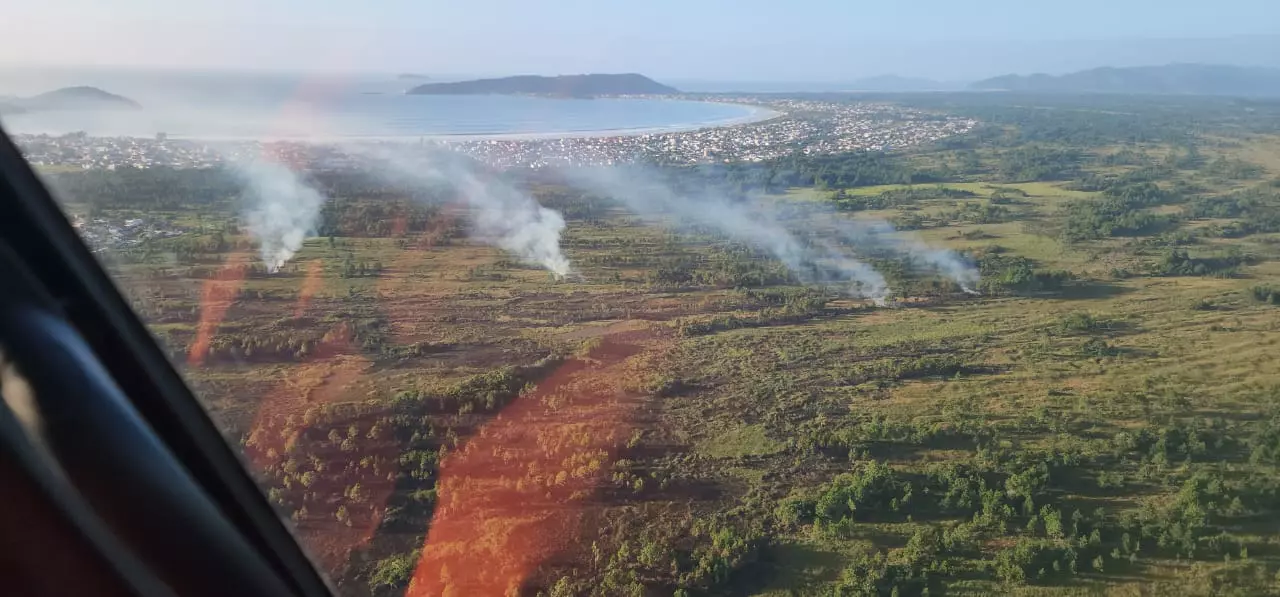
[4,0,1279,81]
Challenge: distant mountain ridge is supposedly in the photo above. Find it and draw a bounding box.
[407,74,679,98]
[971,64,1280,96]
[0,86,140,114]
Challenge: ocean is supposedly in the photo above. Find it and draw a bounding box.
[0,67,764,140]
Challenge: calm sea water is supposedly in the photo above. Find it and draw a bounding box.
[0,67,760,139]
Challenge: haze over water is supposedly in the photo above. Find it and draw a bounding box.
[0,68,761,139]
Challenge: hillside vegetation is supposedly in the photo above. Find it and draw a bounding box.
[971,63,1280,96]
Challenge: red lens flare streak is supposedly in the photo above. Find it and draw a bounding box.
[181,69,654,591]
[408,329,664,596]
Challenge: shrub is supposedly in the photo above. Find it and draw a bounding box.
[816,462,909,523]
[368,550,421,595]
[1250,285,1280,305]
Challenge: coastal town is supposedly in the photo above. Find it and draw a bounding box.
[69,213,189,253]
[14,131,224,170]
[434,98,975,167]
[8,97,976,171]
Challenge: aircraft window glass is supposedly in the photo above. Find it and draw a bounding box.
[9,4,1280,595]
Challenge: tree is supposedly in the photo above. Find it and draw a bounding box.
[1042,506,1064,540]
[548,577,574,597]
[346,483,366,503]
[368,550,420,595]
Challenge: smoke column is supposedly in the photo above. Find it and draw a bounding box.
[237,158,326,272]
[346,145,573,277]
[823,216,980,292]
[452,168,572,276]
[568,167,889,298]
[568,166,980,296]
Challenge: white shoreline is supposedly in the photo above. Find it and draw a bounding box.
[422,103,782,142]
[51,101,782,144]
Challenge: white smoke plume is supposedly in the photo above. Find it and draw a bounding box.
[236,158,326,272]
[568,167,890,298]
[566,166,980,297]
[345,145,573,277]
[822,216,980,293]
[453,168,573,277]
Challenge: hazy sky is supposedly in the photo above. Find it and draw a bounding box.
[4,0,1280,81]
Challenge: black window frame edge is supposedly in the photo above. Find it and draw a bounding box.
[0,125,335,597]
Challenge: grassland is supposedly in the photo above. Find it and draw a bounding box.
[50,96,1280,597]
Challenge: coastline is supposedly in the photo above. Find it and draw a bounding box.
[421,102,781,142]
[7,99,782,144]
[15,97,977,170]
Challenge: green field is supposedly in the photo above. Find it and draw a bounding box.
[43,93,1280,596]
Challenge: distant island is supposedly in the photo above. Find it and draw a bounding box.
[406,73,679,98]
[397,73,431,81]
[971,63,1280,97]
[0,86,141,114]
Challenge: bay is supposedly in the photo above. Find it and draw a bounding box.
[0,67,762,139]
